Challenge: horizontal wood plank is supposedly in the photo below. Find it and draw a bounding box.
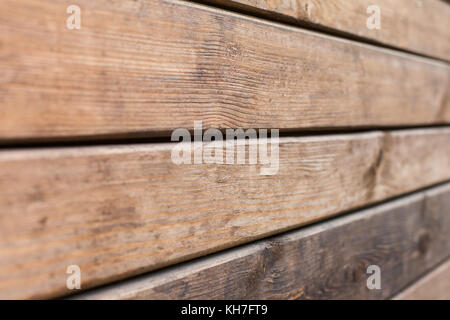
[74,183,450,299]
[1,0,449,140]
[202,0,450,61]
[393,258,450,300]
[1,128,450,298]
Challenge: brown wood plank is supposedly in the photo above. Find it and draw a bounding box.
[73,183,450,299]
[393,259,450,300]
[1,0,449,141]
[201,0,450,61]
[1,128,450,299]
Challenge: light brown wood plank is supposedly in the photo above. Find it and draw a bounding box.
[202,0,450,61]
[393,259,450,300]
[74,183,450,299]
[1,0,449,140]
[1,128,450,299]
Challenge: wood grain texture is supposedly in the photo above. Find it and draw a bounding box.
[202,0,450,61]
[1,128,450,299]
[74,183,450,299]
[393,259,450,300]
[1,0,449,140]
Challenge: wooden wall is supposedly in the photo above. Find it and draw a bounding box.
[0,0,449,299]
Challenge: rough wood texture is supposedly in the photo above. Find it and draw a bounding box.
[202,0,450,61]
[74,183,450,299]
[1,128,450,299]
[393,259,450,300]
[1,0,449,140]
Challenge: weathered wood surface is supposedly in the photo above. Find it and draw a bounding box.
[1,0,449,141]
[393,258,450,300]
[74,183,450,299]
[201,0,450,61]
[1,128,450,299]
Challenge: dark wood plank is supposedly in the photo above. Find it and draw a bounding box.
[393,259,450,300]
[74,183,450,299]
[0,0,449,141]
[1,128,450,299]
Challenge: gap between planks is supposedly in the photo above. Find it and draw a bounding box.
[191,0,450,62]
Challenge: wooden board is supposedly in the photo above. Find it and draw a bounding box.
[73,183,450,299]
[1,128,450,299]
[1,0,449,141]
[393,259,450,300]
[201,0,450,61]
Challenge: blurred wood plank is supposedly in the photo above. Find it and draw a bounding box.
[74,183,450,299]
[1,128,450,298]
[202,0,450,61]
[0,0,449,141]
[393,259,450,300]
